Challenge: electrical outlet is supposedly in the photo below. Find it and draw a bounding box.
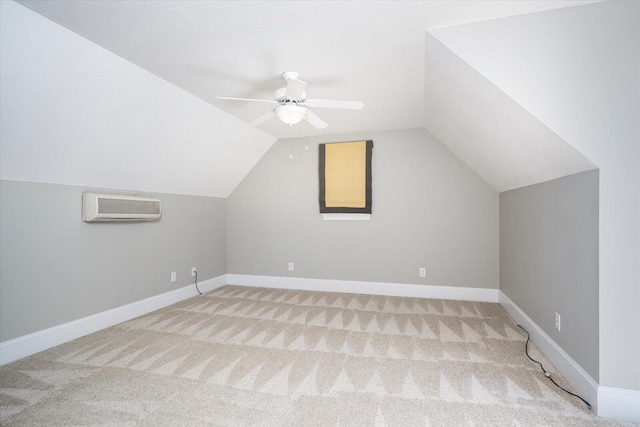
[191,267,197,277]
[419,267,426,277]
[288,262,294,271]
[555,312,561,331]
[171,272,176,282]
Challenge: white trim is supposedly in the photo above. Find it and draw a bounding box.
[498,291,599,413]
[322,213,370,220]
[226,274,498,302]
[598,386,640,423]
[499,291,640,423]
[0,275,226,366]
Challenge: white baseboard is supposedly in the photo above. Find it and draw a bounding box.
[500,292,640,423]
[0,275,226,366]
[598,386,640,423]
[226,274,499,302]
[498,291,599,413]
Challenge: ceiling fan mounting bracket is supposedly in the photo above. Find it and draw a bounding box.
[281,70,299,81]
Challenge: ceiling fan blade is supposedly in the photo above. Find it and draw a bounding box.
[304,110,329,129]
[250,110,276,126]
[285,78,307,100]
[217,96,278,104]
[304,99,364,110]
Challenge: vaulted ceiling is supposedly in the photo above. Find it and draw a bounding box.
[16,0,593,139]
[10,0,602,194]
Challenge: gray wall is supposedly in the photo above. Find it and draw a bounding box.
[227,128,499,288]
[0,180,226,342]
[500,170,599,380]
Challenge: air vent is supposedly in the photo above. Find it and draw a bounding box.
[82,193,161,222]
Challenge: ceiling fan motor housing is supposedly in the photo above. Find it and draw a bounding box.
[275,87,306,103]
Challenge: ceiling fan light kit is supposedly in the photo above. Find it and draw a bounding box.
[218,70,364,129]
[275,104,306,126]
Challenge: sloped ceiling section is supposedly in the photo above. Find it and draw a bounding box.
[423,33,596,193]
[428,1,638,170]
[0,1,275,198]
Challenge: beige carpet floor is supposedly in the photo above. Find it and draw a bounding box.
[0,285,633,426]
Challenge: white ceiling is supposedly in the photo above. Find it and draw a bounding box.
[423,33,596,192]
[17,0,595,140]
[429,1,639,167]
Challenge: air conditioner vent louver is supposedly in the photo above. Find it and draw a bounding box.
[83,193,161,222]
[97,198,160,215]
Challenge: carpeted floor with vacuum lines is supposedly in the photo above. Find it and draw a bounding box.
[0,285,633,426]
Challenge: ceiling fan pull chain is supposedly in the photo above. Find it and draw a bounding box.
[289,125,293,159]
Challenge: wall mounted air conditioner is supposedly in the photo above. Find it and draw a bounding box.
[82,193,161,222]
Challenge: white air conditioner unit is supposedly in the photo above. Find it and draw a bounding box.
[82,193,161,222]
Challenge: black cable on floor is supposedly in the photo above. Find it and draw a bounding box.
[516,324,591,410]
[194,270,202,295]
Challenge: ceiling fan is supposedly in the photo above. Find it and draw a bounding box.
[217,71,364,129]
